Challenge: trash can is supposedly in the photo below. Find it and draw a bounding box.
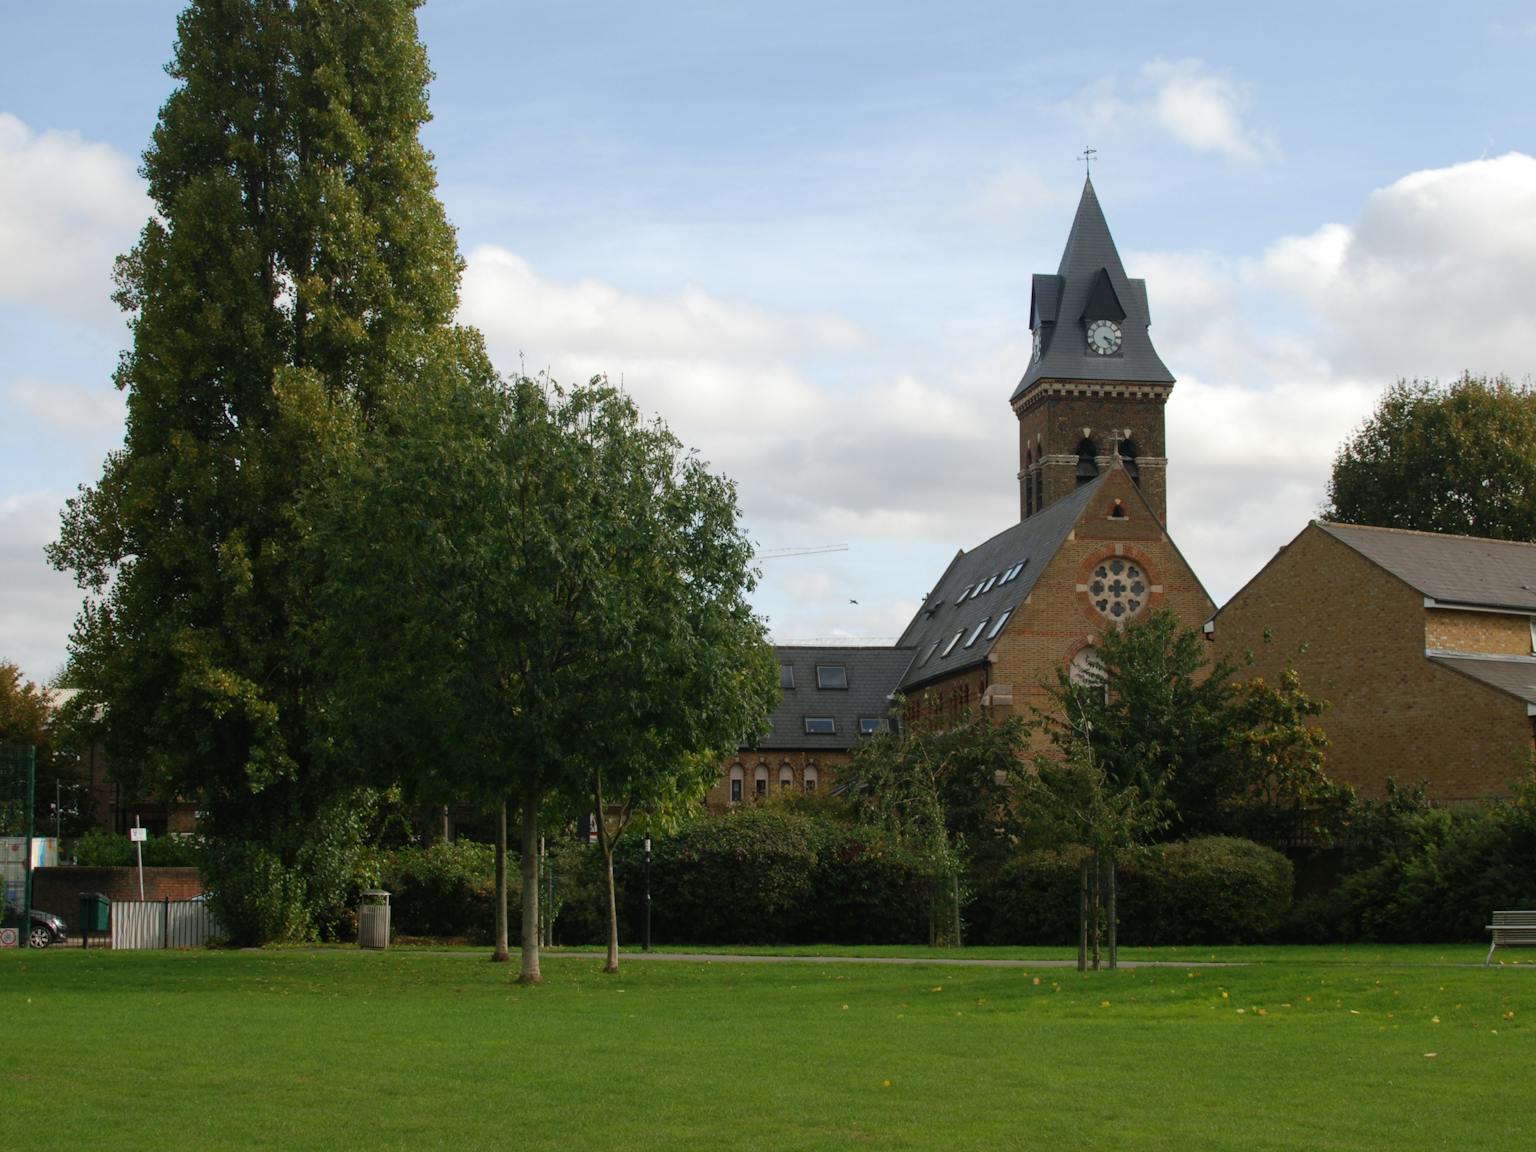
[79,892,110,948]
[358,890,390,950]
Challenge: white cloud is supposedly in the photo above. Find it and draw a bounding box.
[1257,152,1536,381]
[7,377,126,434]
[1060,59,1273,165]
[0,492,78,684]
[0,114,149,327]
[1141,59,1269,164]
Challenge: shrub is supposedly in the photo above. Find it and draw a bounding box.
[972,837,1293,946]
[73,828,202,867]
[1119,837,1294,945]
[379,839,509,944]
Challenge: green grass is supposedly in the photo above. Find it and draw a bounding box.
[5,947,1534,1150]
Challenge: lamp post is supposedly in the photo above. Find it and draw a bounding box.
[643,837,652,952]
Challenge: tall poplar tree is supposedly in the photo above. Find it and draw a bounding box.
[48,0,473,942]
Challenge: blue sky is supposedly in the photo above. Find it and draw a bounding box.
[4,1,1536,683]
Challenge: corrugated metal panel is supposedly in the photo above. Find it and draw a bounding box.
[110,899,221,950]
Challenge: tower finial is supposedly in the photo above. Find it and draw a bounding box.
[1080,146,1097,178]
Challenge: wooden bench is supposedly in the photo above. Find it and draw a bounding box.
[1485,911,1536,965]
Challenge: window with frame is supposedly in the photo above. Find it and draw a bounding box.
[964,618,989,648]
[729,765,744,804]
[779,765,793,791]
[816,664,848,689]
[754,765,768,795]
[859,717,889,736]
[804,766,818,792]
[804,716,836,735]
[780,664,795,689]
[986,610,1012,640]
[941,630,964,658]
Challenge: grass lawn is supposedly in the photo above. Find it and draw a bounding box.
[5,946,1533,1151]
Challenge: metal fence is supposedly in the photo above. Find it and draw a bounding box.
[110,898,222,950]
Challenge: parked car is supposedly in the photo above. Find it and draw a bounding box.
[2,898,67,949]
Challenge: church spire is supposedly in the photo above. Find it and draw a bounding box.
[1012,176,1176,525]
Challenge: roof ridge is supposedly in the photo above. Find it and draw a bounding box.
[1317,519,1536,550]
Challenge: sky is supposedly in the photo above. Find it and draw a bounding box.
[4,1,1536,685]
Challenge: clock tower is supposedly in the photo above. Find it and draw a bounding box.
[1013,177,1175,523]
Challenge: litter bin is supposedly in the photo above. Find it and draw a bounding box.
[79,892,110,948]
[358,890,391,950]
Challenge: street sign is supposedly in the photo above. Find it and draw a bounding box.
[129,827,148,843]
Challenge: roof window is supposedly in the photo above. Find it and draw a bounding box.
[941,630,965,658]
[964,619,990,648]
[816,665,848,690]
[979,575,998,594]
[804,717,836,735]
[986,610,1012,640]
[859,717,890,736]
[956,585,975,605]
[780,664,795,690]
[918,640,940,667]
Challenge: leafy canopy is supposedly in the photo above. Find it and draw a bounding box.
[1325,374,1536,539]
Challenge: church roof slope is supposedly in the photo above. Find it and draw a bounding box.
[896,476,1107,693]
[1013,178,1174,400]
[757,645,913,750]
[1316,521,1536,612]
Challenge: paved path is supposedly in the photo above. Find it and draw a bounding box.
[602,951,1233,969]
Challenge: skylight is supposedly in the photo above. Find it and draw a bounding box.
[979,575,998,594]
[816,665,848,690]
[859,717,889,736]
[780,664,795,689]
[919,640,940,667]
[986,610,1012,640]
[941,630,964,658]
[804,717,836,735]
[964,619,989,648]
[956,584,975,605]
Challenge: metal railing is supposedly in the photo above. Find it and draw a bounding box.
[110,898,221,950]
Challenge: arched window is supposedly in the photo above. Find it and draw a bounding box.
[729,764,744,804]
[1069,646,1109,707]
[1118,438,1140,487]
[754,765,768,796]
[779,764,793,792]
[804,766,819,792]
[1076,438,1099,486]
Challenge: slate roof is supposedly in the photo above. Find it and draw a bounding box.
[754,645,913,751]
[1316,521,1536,612]
[1013,177,1175,402]
[895,475,1108,693]
[1428,654,1536,708]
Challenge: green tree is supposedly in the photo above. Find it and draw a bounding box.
[840,710,1029,945]
[1040,609,1236,835]
[47,0,471,943]
[1325,374,1536,538]
[0,664,92,839]
[309,374,774,981]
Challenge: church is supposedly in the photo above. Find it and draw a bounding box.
[715,177,1215,804]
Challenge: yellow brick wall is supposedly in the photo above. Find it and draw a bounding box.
[704,749,855,813]
[1211,524,1531,801]
[1425,607,1533,655]
[913,468,1213,753]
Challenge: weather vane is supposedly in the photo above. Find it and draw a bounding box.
[1080,146,1097,176]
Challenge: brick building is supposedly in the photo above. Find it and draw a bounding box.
[1208,521,1536,801]
[893,176,1213,732]
[713,177,1214,797]
[706,645,911,810]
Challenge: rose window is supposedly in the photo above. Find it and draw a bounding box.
[1088,557,1147,620]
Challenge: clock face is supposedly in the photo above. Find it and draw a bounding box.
[1032,327,1042,363]
[1086,319,1123,355]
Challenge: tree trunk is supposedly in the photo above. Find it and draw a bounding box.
[602,839,620,973]
[518,786,542,984]
[491,800,509,963]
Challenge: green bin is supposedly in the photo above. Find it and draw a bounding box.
[79,892,110,937]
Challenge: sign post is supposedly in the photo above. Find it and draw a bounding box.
[130,818,147,900]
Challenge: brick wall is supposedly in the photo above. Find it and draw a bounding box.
[1425,607,1532,655]
[31,866,206,931]
[915,467,1213,755]
[1211,524,1530,801]
[704,749,855,812]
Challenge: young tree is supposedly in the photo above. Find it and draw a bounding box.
[840,711,1029,945]
[0,663,91,839]
[1325,374,1536,539]
[309,374,775,981]
[1039,609,1237,836]
[47,0,471,942]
